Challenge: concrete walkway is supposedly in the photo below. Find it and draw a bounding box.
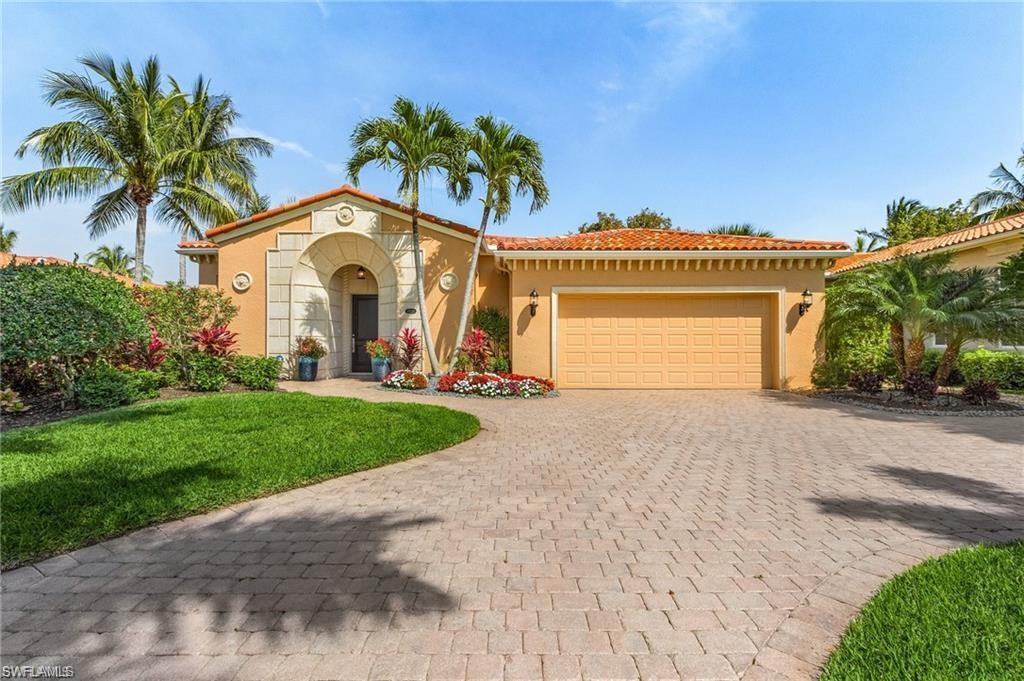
[2,380,1022,680]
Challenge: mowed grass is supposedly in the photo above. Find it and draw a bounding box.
[0,392,479,568]
[821,542,1024,681]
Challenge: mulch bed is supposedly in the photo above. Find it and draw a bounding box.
[2,383,258,431]
[817,389,1024,416]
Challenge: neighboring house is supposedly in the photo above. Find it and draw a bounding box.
[178,185,849,388]
[828,212,1024,352]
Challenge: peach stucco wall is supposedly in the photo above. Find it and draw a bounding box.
[948,236,1022,269]
[216,214,312,356]
[506,261,829,389]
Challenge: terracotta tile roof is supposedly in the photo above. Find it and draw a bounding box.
[488,229,849,253]
[829,212,1024,275]
[205,185,478,239]
[0,253,161,287]
[177,240,218,249]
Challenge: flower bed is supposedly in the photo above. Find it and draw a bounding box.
[381,370,429,391]
[436,371,555,398]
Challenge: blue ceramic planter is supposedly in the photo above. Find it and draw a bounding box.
[297,356,319,381]
[371,357,391,382]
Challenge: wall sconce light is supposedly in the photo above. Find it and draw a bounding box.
[798,288,813,316]
[529,288,539,317]
[356,266,366,280]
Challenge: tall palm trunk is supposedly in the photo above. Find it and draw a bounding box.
[935,343,961,385]
[904,335,926,375]
[410,196,441,375]
[133,201,148,285]
[889,321,906,376]
[449,197,492,369]
[178,254,187,284]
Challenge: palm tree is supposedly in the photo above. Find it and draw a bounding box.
[971,147,1024,222]
[0,224,17,252]
[931,267,1024,384]
[853,233,883,252]
[86,243,152,280]
[347,97,469,374]
[448,115,548,368]
[1,54,271,284]
[856,197,925,248]
[707,223,775,238]
[822,253,956,375]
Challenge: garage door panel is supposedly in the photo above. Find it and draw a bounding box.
[557,294,771,389]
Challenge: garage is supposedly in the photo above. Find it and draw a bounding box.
[556,293,774,389]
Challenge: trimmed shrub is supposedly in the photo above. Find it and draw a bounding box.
[230,356,281,391]
[961,378,1000,405]
[0,264,148,394]
[76,363,139,408]
[186,354,228,392]
[957,348,1024,390]
[848,370,883,395]
[130,370,163,401]
[487,355,511,373]
[812,359,851,390]
[902,371,938,402]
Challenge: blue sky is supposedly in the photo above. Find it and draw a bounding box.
[3,1,1021,282]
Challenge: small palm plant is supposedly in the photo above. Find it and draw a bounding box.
[449,114,548,369]
[0,224,17,252]
[971,146,1024,222]
[86,243,152,279]
[1,54,271,284]
[707,223,775,238]
[347,97,468,374]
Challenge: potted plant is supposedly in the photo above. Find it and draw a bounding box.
[294,336,327,381]
[365,337,395,381]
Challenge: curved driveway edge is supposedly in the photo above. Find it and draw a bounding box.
[3,381,1022,680]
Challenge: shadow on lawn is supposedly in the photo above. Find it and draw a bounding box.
[2,507,454,674]
[813,465,1024,545]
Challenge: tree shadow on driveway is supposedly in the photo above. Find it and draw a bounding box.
[812,464,1024,546]
[1,506,455,673]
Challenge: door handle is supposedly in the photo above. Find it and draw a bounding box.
[351,334,356,351]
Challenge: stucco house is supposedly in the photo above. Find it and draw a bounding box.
[829,212,1024,352]
[178,185,850,389]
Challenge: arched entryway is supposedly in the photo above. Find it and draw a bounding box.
[289,232,400,377]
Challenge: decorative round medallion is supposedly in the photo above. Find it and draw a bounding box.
[336,205,355,226]
[232,271,253,292]
[439,272,459,293]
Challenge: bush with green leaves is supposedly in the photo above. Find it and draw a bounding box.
[230,356,281,391]
[138,283,237,368]
[186,354,228,392]
[473,306,510,362]
[957,348,1024,390]
[75,363,151,409]
[0,264,148,396]
[811,359,851,390]
[130,369,163,400]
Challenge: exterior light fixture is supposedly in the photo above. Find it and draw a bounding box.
[529,288,539,317]
[356,266,366,280]
[798,288,813,316]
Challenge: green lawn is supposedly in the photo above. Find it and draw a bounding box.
[821,542,1024,680]
[0,392,479,568]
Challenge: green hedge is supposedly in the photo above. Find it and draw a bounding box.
[76,364,160,409]
[230,356,281,391]
[957,348,1024,390]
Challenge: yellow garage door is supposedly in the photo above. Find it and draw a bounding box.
[557,294,772,389]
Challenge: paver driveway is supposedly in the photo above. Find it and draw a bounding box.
[2,383,1022,681]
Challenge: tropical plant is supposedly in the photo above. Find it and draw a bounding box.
[347,97,468,374]
[626,208,672,230]
[458,327,492,372]
[190,325,238,357]
[971,146,1024,222]
[86,243,152,280]
[1,388,29,413]
[0,224,17,252]
[821,254,956,375]
[707,223,775,238]
[448,115,548,369]
[121,330,167,370]
[856,197,971,248]
[365,338,394,360]
[930,267,1024,384]
[1,54,272,284]
[961,378,1000,406]
[294,336,326,359]
[848,370,883,395]
[853,233,883,253]
[396,327,422,370]
[902,371,937,402]
[472,306,510,359]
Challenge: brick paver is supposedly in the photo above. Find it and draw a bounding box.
[2,382,1022,680]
